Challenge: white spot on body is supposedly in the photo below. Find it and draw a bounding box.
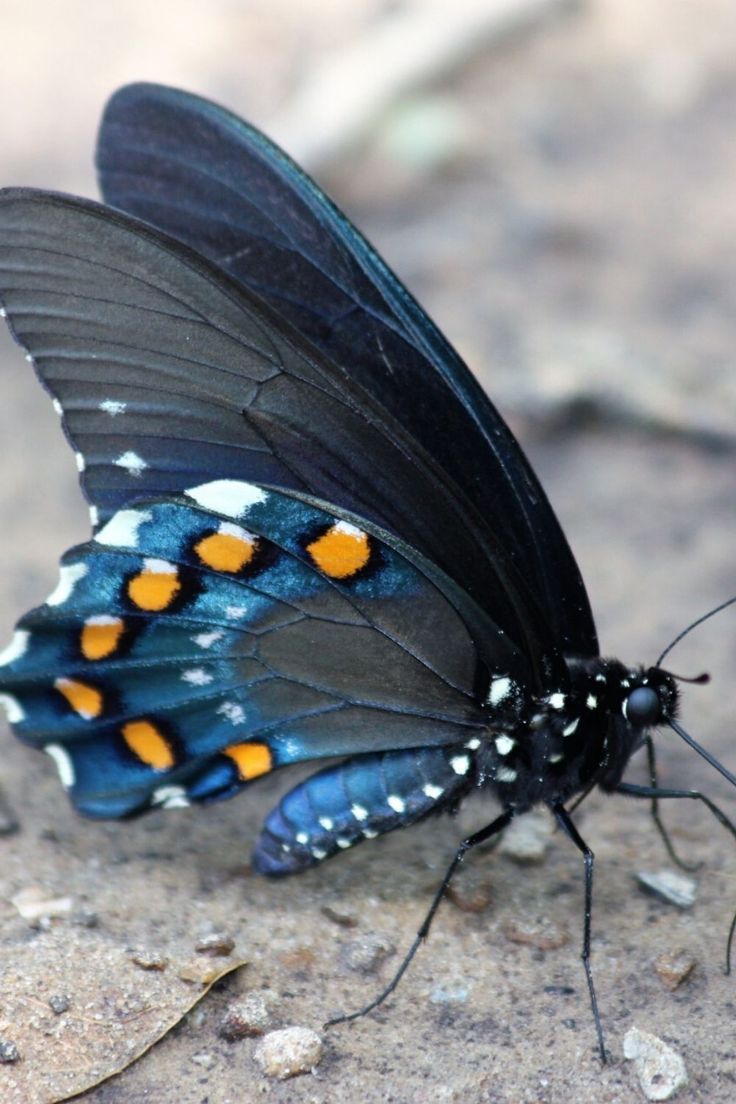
[495,735,515,757]
[114,451,148,477]
[563,718,579,737]
[586,694,598,710]
[47,562,88,607]
[89,506,99,529]
[193,630,223,649]
[450,754,470,776]
[24,353,33,364]
[497,766,518,783]
[217,700,245,725]
[99,399,126,416]
[549,752,563,764]
[152,785,190,809]
[52,398,63,416]
[0,630,30,667]
[488,676,512,706]
[181,668,213,687]
[0,693,25,723]
[296,832,309,845]
[422,783,444,800]
[95,508,152,548]
[75,452,86,473]
[465,736,481,750]
[387,794,406,814]
[45,744,75,788]
[186,479,267,518]
[318,816,334,831]
[548,692,565,710]
[595,673,606,683]
[350,803,368,821]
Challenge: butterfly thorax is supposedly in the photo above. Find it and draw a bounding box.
[474,660,679,813]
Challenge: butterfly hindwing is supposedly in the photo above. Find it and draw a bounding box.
[0,481,495,818]
[97,81,598,660]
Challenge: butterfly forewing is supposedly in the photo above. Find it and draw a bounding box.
[96,82,598,660]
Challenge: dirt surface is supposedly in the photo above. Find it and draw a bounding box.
[2,2,736,1102]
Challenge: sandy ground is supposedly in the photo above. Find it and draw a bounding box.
[1,2,736,1101]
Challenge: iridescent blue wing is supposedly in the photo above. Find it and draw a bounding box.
[96,82,597,660]
[0,189,558,688]
[0,480,500,822]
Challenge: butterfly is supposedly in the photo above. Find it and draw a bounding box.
[0,83,733,1061]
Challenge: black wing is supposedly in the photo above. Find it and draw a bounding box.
[96,82,598,660]
[0,189,549,687]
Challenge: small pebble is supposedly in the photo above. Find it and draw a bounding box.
[71,908,100,929]
[655,950,696,991]
[48,994,71,1015]
[321,904,358,928]
[0,1039,20,1064]
[254,1026,323,1080]
[219,992,273,1040]
[129,948,168,971]
[623,1027,688,1101]
[194,932,235,957]
[637,870,698,909]
[446,866,492,913]
[11,885,72,923]
[339,934,395,974]
[177,958,223,985]
[503,918,569,951]
[498,809,553,863]
[190,1051,215,1069]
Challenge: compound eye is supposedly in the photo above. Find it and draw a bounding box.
[625,686,661,727]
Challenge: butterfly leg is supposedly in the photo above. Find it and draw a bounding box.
[643,736,700,872]
[325,809,513,1028]
[616,780,736,971]
[551,803,607,1063]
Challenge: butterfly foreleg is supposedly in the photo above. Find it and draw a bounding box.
[642,736,700,872]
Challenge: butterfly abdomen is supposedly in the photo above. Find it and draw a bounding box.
[252,745,478,876]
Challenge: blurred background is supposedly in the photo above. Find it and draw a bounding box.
[1,2,736,1101]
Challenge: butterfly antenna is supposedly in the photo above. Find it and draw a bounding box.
[668,718,736,790]
[657,595,736,667]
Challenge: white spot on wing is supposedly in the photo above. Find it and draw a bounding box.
[47,562,87,607]
[336,837,352,849]
[0,693,24,723]
[152,785,190,809]
[563,718,579,737]
[547,692,565,710]
[45,744,75,788]
[114,450,147,477]
[488,676,512,706]
[95,508,152,548]
[586,694,598,710]
[387,794,405,814]
[100,399,126,416]
[450,754,470,776]
[193,630,223,649]
[465,736,481,750]
[495,735,515,756]
[333,520,365,538]
[181,668,213,687]
[186,480,267,518]
[0,630,30,667]
[311,847,327,860]
[217,700,245,725]
[142,558,176,575]
[225,606,248,620]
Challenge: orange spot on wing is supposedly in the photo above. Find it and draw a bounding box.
[195,528,256,573]
[122,719,175,770]
[81,616,124,660]
[224,742,272,781]
[54,677,103,719]
[306,522,371,579]
[128,561,181,611]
